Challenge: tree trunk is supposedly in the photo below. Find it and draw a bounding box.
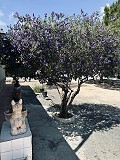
[59,104,68,118]
[57,78,86,118]
[99,72,104,83]
[59,86,69,118]
[100,75,103,83]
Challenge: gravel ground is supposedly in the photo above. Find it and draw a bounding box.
[27,79,120,108]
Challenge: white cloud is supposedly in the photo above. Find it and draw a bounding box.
[106,3,110,7]
[9,12,14,21]
[100,6,105,15]
[0,20,6,26]
[0,10,4,17]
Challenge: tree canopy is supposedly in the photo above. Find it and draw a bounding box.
[7,11,119,117]
[7,12,119,79]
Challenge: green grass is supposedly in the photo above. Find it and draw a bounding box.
[33,85,44,93]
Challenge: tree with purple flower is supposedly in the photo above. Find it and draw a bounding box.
[7,11,119,118]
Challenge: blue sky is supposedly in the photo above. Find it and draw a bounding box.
[0,0,117,32]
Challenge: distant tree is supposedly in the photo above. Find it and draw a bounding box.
[103,6,110,26]
[1,36,23,77]
[103,0,120,29]
[0,31,34,78]
[103,0,120,78]
[7,11,118,118]
[0,29,6,64]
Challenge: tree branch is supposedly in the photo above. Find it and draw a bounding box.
[68,78,83,106]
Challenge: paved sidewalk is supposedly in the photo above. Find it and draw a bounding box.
[21,85,79,160]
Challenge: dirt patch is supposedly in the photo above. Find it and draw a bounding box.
[21,80,120,108]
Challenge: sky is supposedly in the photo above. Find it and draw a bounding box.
[0,0,117,32]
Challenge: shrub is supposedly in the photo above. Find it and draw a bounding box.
[33,85,44,93]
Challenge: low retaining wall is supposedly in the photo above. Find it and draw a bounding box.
[0,119,32,160]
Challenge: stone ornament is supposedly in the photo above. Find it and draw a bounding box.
[4,99,27,135]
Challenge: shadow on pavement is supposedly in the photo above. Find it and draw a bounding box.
[47,103,120,153]
[21,85,79,160]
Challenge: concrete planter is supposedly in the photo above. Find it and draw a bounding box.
[42,91,47,97]
[52,112,75,124]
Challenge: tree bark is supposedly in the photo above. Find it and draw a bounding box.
[59,86,69,118]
